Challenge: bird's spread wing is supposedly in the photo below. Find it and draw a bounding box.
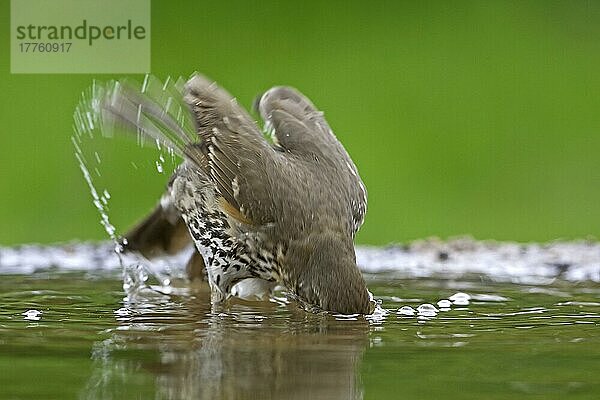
[182,75,278,226]
[87,74,365,233]
[256,86,368,233]
[92,74,278,226]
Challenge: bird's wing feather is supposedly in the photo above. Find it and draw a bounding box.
[182,74,278,225]
[91,74,280,226]
[257,86,368,233]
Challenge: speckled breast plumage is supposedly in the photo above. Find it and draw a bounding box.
[171,164,282,301]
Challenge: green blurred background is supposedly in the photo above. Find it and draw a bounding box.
[1,0,599,246]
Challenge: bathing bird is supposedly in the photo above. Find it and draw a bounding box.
[100,74,373,314]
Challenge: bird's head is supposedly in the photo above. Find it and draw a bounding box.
[285,231,374,315]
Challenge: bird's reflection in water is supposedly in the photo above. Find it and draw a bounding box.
[82,283,370,400]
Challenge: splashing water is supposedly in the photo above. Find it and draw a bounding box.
[72,81,119,245]
[73,82,134,299]
[72,76,192,299]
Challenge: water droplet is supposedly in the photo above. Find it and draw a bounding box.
[114,307,130,317]
[437,299,452,309]
[417,303,439,317]
[141,74,149,93]
[137,265,148,282]
[397,305,416,316]
[123,273,133,291]
[23,309,42,321]
[449,292,471,306]
[162,76,171,91]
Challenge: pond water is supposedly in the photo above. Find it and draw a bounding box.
[1,242,599,399]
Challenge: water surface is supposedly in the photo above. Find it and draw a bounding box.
[1,252,599,399]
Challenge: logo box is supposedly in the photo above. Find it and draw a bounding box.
[11,0,150,74]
